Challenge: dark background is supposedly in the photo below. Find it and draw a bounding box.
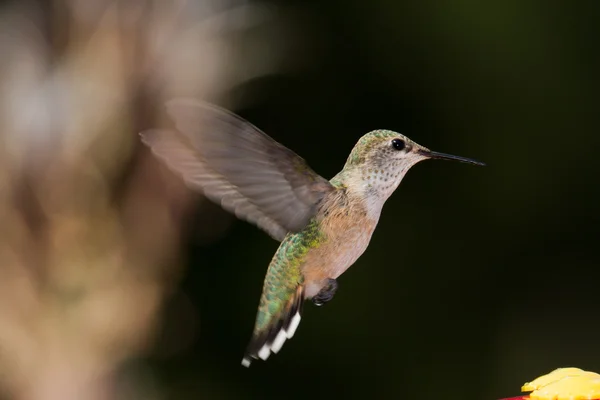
[151,1,600,399]
[2,0,600,399]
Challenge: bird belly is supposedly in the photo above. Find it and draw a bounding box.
[327,225,375,278]
[301,217,376,298]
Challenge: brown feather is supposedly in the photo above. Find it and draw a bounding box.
[140,99,334,241]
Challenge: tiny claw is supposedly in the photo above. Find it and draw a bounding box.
[312,278,338,306]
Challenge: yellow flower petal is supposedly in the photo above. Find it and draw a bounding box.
[529,375,600,400]
[523,368,588,392]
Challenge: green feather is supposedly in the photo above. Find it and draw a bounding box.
[253,218,324,333]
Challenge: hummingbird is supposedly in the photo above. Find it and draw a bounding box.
[140,98,485,367]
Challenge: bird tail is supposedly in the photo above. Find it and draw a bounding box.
[241,285,304,367]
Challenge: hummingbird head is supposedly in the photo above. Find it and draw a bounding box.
[343,129,484,202]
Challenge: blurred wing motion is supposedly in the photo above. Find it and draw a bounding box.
[140,99,334,241]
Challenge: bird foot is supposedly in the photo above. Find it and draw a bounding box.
[312,278,338,306]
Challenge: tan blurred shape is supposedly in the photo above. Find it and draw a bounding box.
[0,0,281,398]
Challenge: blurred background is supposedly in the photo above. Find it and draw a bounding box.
[0,0,599,399]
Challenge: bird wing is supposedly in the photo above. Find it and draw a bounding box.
[140,98,334,241]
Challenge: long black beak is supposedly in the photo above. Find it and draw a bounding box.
[418,149,486,166]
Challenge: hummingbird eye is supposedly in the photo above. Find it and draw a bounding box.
[391,139,406,151]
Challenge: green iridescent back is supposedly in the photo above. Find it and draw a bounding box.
[253,218,325,332]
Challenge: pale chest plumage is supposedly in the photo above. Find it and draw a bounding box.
[300,187,382,298]
[318,212,377,279]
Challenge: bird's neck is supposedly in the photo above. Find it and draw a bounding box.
[330,166,401,221]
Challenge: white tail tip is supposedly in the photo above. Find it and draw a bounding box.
[287,312,301,339]
[271,330,287,354]
[241,357,252,368]
[258,344,271,360]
